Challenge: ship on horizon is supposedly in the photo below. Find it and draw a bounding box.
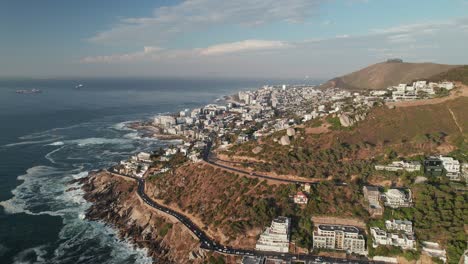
[16,88,42,94]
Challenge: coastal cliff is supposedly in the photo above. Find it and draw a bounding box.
[78,171,230,264]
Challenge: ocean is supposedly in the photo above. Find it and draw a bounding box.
[0,78,296,264]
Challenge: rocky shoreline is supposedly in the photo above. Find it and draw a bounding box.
[75,170,218,264]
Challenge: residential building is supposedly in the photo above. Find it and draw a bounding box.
[370,227,416,250]
[385,219,412,234]
[382,189,412,208]
[424,157,444,177]
[375,161,421,172]
[255,217,290,253]
[153,115,176,127]
[421,241,447,263]
[363,186,383,217]
[293,191,308,204]
[438,155,461,180]
[313,224,366,255]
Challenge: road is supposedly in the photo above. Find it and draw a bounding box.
[107,170,379,263]
[202,142,348,186]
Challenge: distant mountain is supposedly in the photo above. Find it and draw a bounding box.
[321,61,459,90]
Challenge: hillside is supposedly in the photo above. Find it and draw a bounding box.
[224,95,468,181]
[321,61,458,90]
[427,65,468,85]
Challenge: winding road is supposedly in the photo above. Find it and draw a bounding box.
[107,170,380,264]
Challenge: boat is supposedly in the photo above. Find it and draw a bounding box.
[75,84,84,89]
[16,88,42,94]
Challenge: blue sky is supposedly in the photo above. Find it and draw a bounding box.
[1,0,468,78]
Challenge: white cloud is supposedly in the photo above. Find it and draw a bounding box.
[198,40,291,56]
[88,0,322,45]
[81,39,291,63]
[80,46,163,63]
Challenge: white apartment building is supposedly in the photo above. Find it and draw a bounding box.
[153,115,176,127]
[375,161,421,172]
[370,227,416,250]
[383,189,412,208]
[313,225,366,255]
[385,219,413,234]
[255,217,290,253]
[438,155,461,180]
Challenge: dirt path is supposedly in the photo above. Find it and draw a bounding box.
[447,107,463,133]
[386,84,468,108]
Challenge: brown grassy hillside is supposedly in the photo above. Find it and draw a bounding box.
[225,96,467,180]
[322,61,458,90]
[145,163,368,249]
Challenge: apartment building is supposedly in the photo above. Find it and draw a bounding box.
[256,217,290,253]
[313,224,366,255]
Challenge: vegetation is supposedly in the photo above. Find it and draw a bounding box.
[383,178,466,264]
[428,65,468,85]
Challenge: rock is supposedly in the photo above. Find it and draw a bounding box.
[252,146,263,154]
[286,127,296,137]
[188,251,198,260]
[280,135,291,146]
[339,114,354,127]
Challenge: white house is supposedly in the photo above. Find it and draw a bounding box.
[438,155,461,180]
[383,189,412,208]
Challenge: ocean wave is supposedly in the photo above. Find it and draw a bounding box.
[48,141,65,146]
[2,138,58,148]
[112,121,136,131]
[12,245,48,264]
[2,164,153,264]
[67,137,133,147]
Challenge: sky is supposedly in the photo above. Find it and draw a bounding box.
[1,0,468,79]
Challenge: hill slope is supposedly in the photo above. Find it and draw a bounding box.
[322,61,458,90]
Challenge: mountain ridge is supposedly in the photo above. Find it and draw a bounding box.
[320,61,460,90]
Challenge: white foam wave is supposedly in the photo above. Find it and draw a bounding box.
[48,141,65,146]
[67,137,133,147]
[112,121,136,131]
[12,245,48,264]
[3,138,57,148]
[3,165,154,264]
[44,146,66,164]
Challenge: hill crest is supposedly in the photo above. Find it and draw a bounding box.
[322,61,459,90]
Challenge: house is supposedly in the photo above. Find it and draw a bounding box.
[293,192,308,204]
[421,241,447,263]
[385,219,412,234]
[255,217,290,253]
[363,186,383,217]
[375,161,421,172]
[313,224,366,255]
[438,155,461,180]
[424,157,444,177]
[382,189,412,208]
[370,227,416,250]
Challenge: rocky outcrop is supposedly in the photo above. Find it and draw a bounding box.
[78,171,214,264]
[280,135,291,145]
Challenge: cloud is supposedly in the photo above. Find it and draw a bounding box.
[88,0,322,45]
[78,17,468,78]
[81,39,292,63]
[80,46,163,63]
[199,40,291,56]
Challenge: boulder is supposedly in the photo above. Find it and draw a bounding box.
[339,114,354,127]
[280,135,291,146]
[286,127,296,136]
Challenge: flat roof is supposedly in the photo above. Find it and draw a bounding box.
[318,224,359,233]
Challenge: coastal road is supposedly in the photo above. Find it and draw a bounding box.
[107,170,378,264]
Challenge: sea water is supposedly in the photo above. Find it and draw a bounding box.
[0,78,282,264]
